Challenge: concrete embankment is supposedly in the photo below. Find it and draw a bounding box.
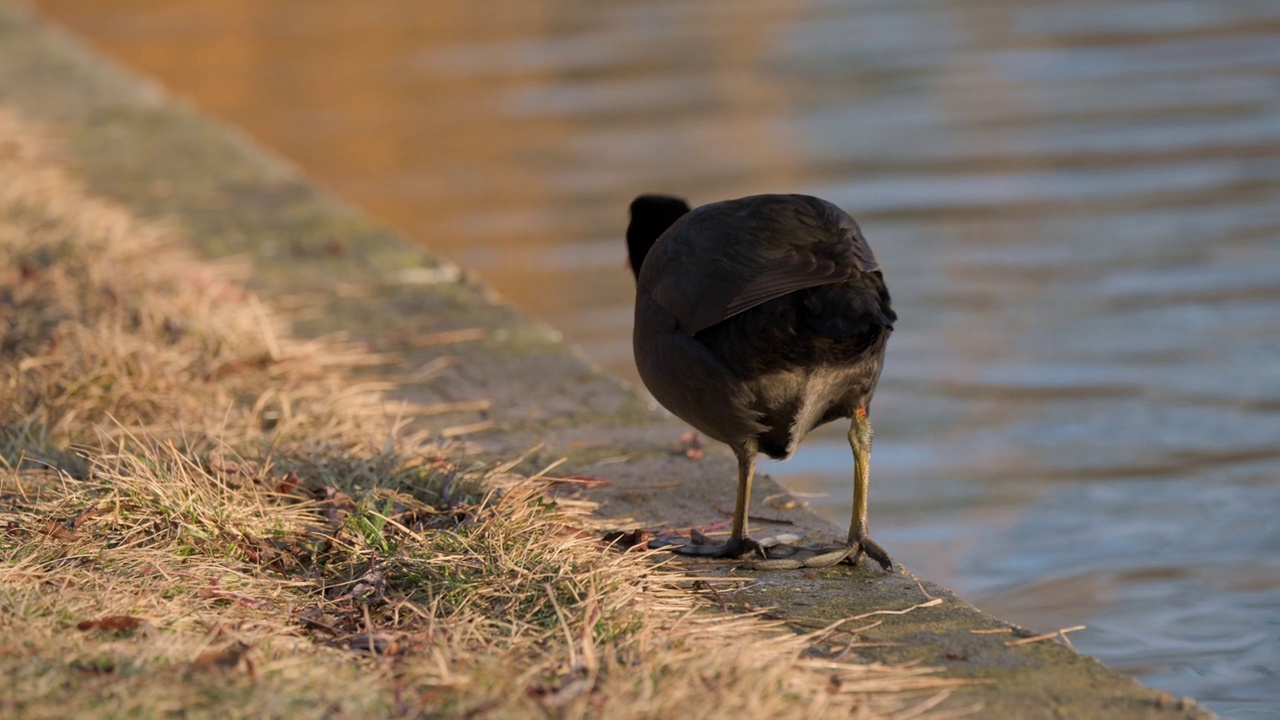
[0,3,1212,717]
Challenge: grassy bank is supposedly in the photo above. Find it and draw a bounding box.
[0,108,965,719]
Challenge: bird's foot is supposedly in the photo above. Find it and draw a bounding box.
[746,535,893,571]
[670,529,765,559]
[843,534,893,571]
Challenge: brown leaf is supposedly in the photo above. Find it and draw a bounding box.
[39,521,76,542]
[197,581,267,607]
[338,569,387,603]
[426,455,456,472]
[601,529,650,551]
[71,657,117,675]
[204,354,273,381]
[296,607,340,634]
[275,471,301,495]
[541,677,594,708]
[344,633,401,655]
[72,504,109,529]
[192,641,252,671]
[396,505,443,531]
[319,488,355,526]
[77,616,143,633]
[677,431,703,460]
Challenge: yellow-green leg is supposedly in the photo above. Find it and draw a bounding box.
[847,408,892,570]
[675,438,764,558]
[741,410,893,571]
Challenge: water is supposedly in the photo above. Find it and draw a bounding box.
[30,0,1280,715]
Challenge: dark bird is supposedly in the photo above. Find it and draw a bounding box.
[626,193,896,570]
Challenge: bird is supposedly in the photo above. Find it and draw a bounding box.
[626,193,896,570]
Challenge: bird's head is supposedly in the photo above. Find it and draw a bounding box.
[626,194,691,280]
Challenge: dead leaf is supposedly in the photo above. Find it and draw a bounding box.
[296,607,340,634]
[77,616,143,633]
[601,529,650,551]
[396,505,443,531]
[39,521,76,542]
[275,471,301,495]
[198,581,267,607]
[72,504,109,529]
[344,633,401,655]
[677,431,703,460]
[319,488,355,526]
[192,641,252,672]
[70,657,116,675]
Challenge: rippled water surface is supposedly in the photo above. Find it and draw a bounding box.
[31,0,1280,715]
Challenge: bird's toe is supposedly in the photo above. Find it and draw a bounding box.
[742,538,893,571]
[842,536,893,571]
[671,533,763,559]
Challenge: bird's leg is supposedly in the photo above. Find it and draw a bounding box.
[674,438,764,558]
[746,409,892,571]
[845,408,892,570]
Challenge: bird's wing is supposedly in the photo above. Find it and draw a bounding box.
[723,198,881,317]
[645,195,883,335]
[722,250,851,320]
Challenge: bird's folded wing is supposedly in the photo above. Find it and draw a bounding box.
[648,195,882,336]
[721,254,852,321]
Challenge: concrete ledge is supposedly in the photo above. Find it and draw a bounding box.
[0,3,1212,717]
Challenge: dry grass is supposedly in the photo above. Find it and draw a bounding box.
[0,108,968,719]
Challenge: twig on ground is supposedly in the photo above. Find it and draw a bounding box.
[1005,625,1086,647]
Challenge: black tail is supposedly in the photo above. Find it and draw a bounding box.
[626,194,690,280]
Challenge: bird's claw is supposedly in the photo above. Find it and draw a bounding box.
[745,537,893,571]
[846,535,893,571]
[670,531,765,559]
[662,530,892,572]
